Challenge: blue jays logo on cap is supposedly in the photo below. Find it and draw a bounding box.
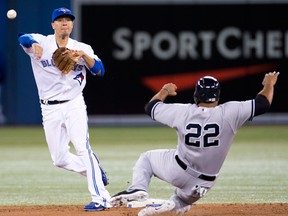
[52,8,75,22]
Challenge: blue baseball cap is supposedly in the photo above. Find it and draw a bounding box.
[52,8,75,22]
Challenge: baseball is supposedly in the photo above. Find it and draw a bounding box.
[7,9,17,19]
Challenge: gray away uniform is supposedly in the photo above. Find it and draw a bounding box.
[128,100,255,211]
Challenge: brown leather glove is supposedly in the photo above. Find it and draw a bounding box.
[52,47,80,74]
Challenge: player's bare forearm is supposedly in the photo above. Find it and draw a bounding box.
[72,50,94,68]
[75,50,103,76]
[258,71,279,104]
[69,50,101,76]
[149,83,177,102]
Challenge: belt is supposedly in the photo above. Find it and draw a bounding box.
[175,155,216,181]
[40,99,69,105]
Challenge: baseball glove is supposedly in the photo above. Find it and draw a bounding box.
[52,47,80,74]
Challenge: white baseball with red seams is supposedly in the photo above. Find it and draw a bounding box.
[7,9,17,19]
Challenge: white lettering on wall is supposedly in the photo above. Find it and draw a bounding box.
[112,27,288,60]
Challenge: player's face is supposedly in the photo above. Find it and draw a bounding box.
[52,16,73,38]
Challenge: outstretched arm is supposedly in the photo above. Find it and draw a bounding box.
[258,71,279,104]
[18,33,43,60]
[254,71,279,116]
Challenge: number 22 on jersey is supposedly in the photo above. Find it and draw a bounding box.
[185,123,220,148]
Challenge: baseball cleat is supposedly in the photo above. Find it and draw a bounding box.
[138,200,175,216]
[110,189,149,207]
[83,202,106,211]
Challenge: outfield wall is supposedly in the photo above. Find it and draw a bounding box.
[87,113,288,126]
[1,0,288,125]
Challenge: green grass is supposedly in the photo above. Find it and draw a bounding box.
[0,126,287,206]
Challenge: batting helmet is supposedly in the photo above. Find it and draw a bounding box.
[194,76,220,104]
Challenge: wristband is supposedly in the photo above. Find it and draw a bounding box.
[18,33,38,48]
[90,59,105,77]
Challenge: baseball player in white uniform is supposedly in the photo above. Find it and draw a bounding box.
[18,8,111,211]
[110,72,279,216]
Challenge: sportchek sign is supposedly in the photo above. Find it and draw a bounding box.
[76,2,288,114]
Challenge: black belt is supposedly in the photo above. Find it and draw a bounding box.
[40,99,69,105]
[175,155,216,181]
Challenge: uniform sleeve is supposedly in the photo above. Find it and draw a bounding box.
[254,94,270,116]
[77,43,104,76]
[18,33,38,48]
[222,100,255,132]
[18,33,46,56]
[89,58,105,76]
[151,101,190,128]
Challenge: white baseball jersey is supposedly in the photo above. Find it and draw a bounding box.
[151,100,255,175]
[20,34,100,101]
[19,34,111,207]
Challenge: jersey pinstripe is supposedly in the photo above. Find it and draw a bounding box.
[151,100,255,175]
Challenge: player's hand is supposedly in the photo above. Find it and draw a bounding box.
[162,83,177,96]
[69,49,96,69]
[68,49,84,57]
[149,82,177,102]
[32,43,43,60]
[262,71,280,87]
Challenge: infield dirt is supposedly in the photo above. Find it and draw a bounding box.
[0,203,287,216]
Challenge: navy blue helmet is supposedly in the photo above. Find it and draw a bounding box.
[194,76,220,104]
